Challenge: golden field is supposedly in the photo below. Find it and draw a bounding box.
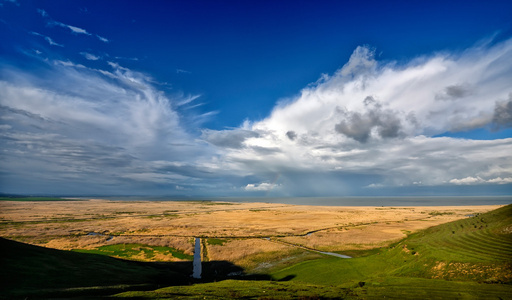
[0,199,502,271]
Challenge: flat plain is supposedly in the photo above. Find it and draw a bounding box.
[0,199,502,272]
[2,199,511,299]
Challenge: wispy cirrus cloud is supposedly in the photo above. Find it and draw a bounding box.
[176,68,192,74]
[37,8,48,17]
[80,52,100,61]
[0,0,19,6]
[176,94,201,106]
[115,56,138,61]
[37,8,108,43]
[51,20,90,35]
[30,31,63,47]
[53,60,86,68]
[0,56,215,194]
[96,35,109,43]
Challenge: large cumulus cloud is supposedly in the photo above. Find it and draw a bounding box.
[204,39,512,195]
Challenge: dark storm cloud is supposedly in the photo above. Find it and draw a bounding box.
[202,129,259,149]
[435,84,473,101]
[250,145,282,155]
[335,111,374,143]
[286,130,297,141]
[155,163,216,179]
[334,97,403,143]
[0,131,136,169]
[492,95,512,130]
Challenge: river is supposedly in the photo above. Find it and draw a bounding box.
[192,237,202,279]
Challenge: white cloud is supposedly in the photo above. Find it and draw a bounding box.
[115,56,139,61]
[50,20,90,35]
[96,35,109,43]
[30,31,63,47]
[0,58,218,194]
[176,69,192,74]
[449,176,484,185]
[202,38,512,195]
[487,177,512,184]
[44,36,62,47]
[51,21,109,43]
[37,9,109,43]
[176,94,201,106]
[2,30,512,196]
[253,40,512,139]
[245,182,280,191]
[80,52,100,60]
[37,8,48,16]
[450,176,512,185]
[54,60,86,68]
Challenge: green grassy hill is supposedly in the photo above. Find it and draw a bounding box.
[267,204,512,298]
[0,237,192,299]
[117,204,512,299]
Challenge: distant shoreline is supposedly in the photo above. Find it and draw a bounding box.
[218,196,512,206]
[72,195,512,206]
[2,195,511,206]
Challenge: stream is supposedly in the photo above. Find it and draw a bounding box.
[87,232,113,241]
[192,237,202,279]
[319,251,351,258]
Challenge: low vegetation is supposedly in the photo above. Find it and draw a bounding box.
[428,210,455,216]
[114,280,353,299]
[1,201,510,299]
[74,243,193,261]
[115,204,512,299]
[206,238,227,246]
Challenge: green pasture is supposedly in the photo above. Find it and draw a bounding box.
[74,243,193,261]
[114,278,512,299]
[115,279,352,299]
[206,238,227,245]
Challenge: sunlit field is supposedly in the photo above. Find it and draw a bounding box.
[0,199,499,269]
[2,198,511,299]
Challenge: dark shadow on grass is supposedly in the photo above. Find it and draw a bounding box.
[0,238,271,299]
[277,275,296,282]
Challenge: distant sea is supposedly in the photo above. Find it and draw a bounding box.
[218,196,512,206]
[105,196,512,206]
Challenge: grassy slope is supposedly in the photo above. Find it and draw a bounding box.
[114,280,354,299]
[268,204,512,298]
[115,278,512,299]
[0,238,192,299]
[117,204,512,299]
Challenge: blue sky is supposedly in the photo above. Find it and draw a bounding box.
[1,0,511,197]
